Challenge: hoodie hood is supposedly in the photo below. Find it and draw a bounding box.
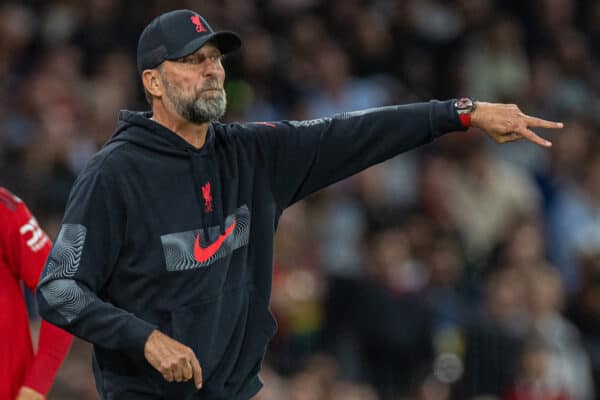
[109,110,216,156]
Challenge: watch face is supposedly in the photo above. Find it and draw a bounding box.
[455,97,473,110]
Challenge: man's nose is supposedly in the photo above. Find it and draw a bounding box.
[203,59,223,77]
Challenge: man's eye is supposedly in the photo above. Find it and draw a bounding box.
[179,57,199,64]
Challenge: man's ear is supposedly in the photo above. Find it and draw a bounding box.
[142,69,163,99]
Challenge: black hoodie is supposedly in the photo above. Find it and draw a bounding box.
[37,100,464,399]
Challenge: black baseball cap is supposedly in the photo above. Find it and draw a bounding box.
[137,10,241,74]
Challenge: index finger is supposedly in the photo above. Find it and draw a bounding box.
[520,113,563,129]
[190,355,203,390]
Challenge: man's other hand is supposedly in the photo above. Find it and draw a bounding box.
[471,102,563,147]
[144,329,203,389]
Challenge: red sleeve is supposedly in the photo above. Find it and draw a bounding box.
[1,188,51,290]
[22,320,73,395]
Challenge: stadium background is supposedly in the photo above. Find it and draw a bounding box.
[2,0,600,399]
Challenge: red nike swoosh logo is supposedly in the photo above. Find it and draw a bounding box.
[193,219,237,263]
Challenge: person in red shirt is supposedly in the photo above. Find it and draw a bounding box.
[0,188,73,400]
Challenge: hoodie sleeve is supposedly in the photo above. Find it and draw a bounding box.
[256,100,465,209]
[36,160,157,357]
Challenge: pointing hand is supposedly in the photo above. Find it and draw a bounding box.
[471,102,563,147]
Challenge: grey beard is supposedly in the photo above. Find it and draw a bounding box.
[175,91,227,124]
[174,90,227,124]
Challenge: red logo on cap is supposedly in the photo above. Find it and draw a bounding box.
[191,15,207,33]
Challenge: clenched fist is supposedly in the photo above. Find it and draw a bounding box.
[471,102,563,147]
[144,329,203,389]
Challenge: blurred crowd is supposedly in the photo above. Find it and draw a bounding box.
[2,0,600,399]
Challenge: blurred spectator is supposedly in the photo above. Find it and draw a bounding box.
[251,365,288,400]
[463,16,530,102]
[526,267,594,400]
[421,230,470,387]
[356,226,433,399]
[303,40,390,118]
[566,251,600,394]
[548,143,600,292]
[457,267,527,398]
[535,120,591,213]
[343,6,395,77]
[446,138,541,263]
[271,203,324,373]
[504,337,570,400]
[493,217,548,275]
[551,29,597,120]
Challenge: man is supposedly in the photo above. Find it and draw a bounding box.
[0,187,73,400]
[36,9,562,400]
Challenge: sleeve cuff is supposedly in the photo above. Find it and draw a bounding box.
[122,316,158,357]
[429,99,468,138]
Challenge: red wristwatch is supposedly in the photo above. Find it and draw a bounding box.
[455,97,476,128]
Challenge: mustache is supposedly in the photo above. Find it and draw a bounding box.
[199,80,223,92]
